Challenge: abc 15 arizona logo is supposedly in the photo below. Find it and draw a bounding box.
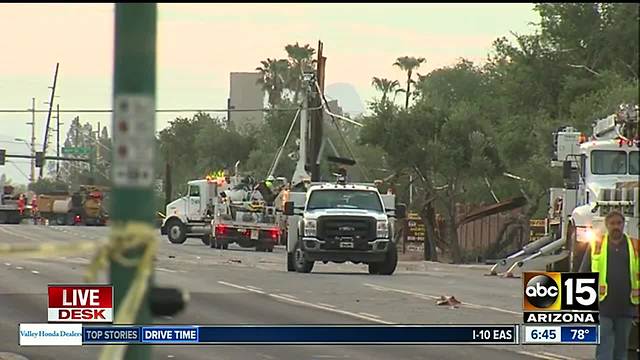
[523,272,599,311]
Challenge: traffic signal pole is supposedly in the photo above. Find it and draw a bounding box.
[111,4,156,360]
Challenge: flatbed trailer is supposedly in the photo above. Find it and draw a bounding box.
[211,220,281,251]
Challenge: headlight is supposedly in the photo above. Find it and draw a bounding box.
[576,227,598,243]
[377,220,389,239]
[304,219,317,237]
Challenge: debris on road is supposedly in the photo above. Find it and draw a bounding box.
[436,295,461,308]
[168,255,175,259]
[228,258,242,264]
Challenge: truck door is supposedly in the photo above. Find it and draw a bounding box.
[186,184,202,220]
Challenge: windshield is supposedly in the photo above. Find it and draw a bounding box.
[591,150,627,175]
[630,151,639,175]
[306,190,383,212]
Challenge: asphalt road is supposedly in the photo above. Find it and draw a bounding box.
[0,224,595,360]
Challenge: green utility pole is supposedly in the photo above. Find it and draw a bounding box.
[111,4,156,360]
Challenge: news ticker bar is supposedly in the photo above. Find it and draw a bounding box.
[19,324,518,345]
[19,324,601,346]
[83,325,520,344]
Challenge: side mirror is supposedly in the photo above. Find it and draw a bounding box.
[284,201,295,216]
[395,203,407,219]
[562,161,573,180]
[563,160,578,189]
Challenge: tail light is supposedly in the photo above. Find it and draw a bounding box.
[74,215,81,224]
[268,228,280,241]
[215,224,227,235]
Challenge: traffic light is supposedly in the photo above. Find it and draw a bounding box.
[0,149,5,166]
[35,152,45,168]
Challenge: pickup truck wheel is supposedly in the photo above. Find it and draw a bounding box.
[167,219,187,244]
[293,241,314,273]
[377,242,398,275]
[368,262,380,274]
[287,253,295,272]
[201,234,211,246]
[267,246,274,253]
[56,215,67,226]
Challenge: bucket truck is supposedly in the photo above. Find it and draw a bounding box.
[493,104,639,277]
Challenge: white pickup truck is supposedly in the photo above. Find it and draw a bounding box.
[283,182,406,274]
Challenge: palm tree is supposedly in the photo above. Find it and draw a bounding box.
[256,58,290,107]
[371,77,404,104]
[393,56,426,109]
[284,43,317,103]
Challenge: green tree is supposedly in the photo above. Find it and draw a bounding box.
[256,58,290,107]
[285,42,316,103]
[393,56,426,109]
[371,77,404,104]
[159,112,255,196]
[361,98,502,263]
[29,178,69,194]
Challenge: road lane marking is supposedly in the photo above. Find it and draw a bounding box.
[216,280,393,324]
[539,352,580,360]
[357,312,380,318]
[515,351,577,360]
[364,283,522,316]
[157,267,177,273]
[218,281,266,294]
[277,293,298,299]
[15,266,24,270]
[4,263,10,266]
[317,303,336,308]
[268,294,394,324]
[31,270,39,274]
[246,285,263,291]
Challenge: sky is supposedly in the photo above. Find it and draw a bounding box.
[0,3,540,185]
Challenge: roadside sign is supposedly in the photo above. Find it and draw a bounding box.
[407,212,425,242]
[61,147,91,155]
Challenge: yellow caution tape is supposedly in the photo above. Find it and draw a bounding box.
[97,222,157,360]
[0,221,159,360]
[0,240,104,258]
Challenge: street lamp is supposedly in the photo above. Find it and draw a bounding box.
[14,138,32,151]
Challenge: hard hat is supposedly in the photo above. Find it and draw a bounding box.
[266,175,276,182]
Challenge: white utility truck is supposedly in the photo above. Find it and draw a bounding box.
[283,180,405,274]
[491,104,639,276]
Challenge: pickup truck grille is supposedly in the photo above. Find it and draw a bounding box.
[317,216,376,250]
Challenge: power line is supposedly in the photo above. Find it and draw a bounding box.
[6,160,31,181]
[0,106,322,115]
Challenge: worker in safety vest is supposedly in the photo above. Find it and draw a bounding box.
[580,210,639,360]
[17,194,25,216]
[30,196,38,224]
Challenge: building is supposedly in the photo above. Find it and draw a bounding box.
[228,72,264,133]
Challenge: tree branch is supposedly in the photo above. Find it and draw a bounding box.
[567,64,601,76]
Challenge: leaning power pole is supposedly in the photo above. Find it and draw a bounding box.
[309,40,326,181]
[40,62,59,179]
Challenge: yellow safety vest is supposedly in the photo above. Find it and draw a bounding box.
[591,233,640,305]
